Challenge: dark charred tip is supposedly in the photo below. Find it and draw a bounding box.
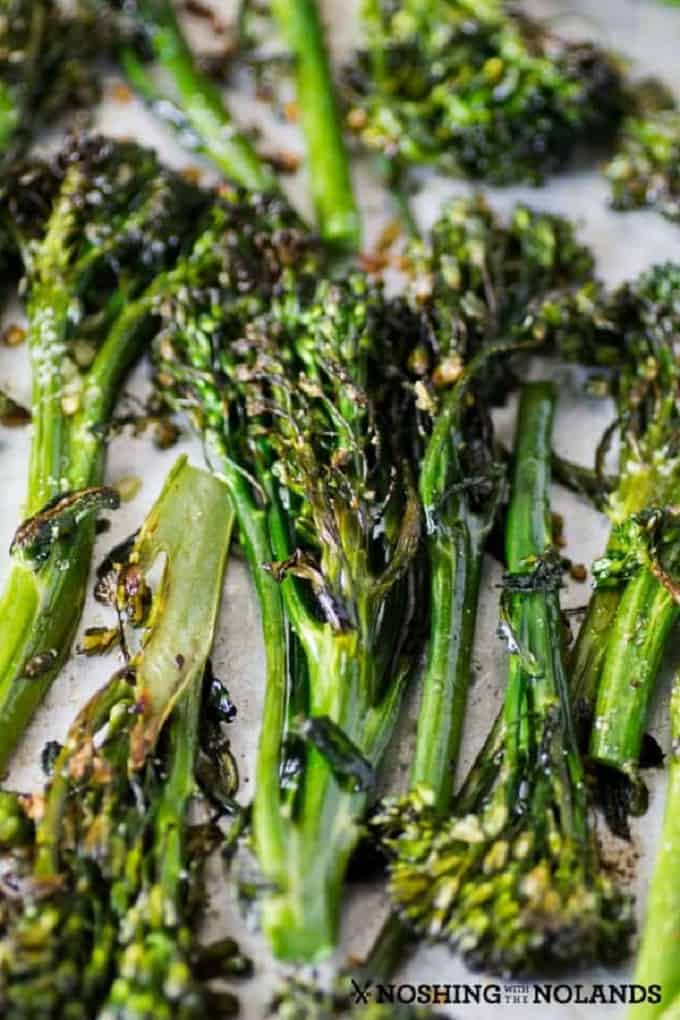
[0,391,31,427]
[595,763,649,841]
[639,732,664,769]
[11,486,121,567]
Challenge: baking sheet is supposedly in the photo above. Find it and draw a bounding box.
[1,2,680,1017]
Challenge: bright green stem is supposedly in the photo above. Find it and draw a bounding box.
[504,382,584,824]
[0,532,93,777]
[505,383,554,568]
[628,679,680,1020]
[504,381,554,768]
[573,461,668,741]
[261,624,406,961]
[410,526,484,813]
[590,569,679,772]
[0,294,152,773]
[204,438,290,884]
[570,587,622,715]
[270,0,360,250]
[122,1,276,192]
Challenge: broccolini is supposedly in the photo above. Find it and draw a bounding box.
[345,0,625,185]
[0,135,200,770]
[92,0,277,192]
[0,456,245,1019]
[373,383,633,976]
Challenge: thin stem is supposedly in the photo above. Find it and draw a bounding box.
[590,569,678,772]
[628,678,680,1020]
[205,437,290,882]
[270,0,360,250]
[0,293,152,772]
[410,524,484,812]
[124,1,277,192]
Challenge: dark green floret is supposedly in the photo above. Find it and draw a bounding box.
[345,0,626,185]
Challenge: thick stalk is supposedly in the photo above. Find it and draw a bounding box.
[590,570,678,772]
[123,1,276,192]
[627,679,680,1020]
[0,532,92,777]
[570,462,663,734]
[410,524,484,813]
[0,294,152,772]
[570,588,622,712]
[261,628,375,960]
[505,382,584,815]
[270,0,360,250]
[261,619,407,961]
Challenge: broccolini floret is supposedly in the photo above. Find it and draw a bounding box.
[0,1,101,162]
[154,260,424,961]
[345,0,626,185]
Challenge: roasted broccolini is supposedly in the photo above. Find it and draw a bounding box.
[0,457,247,1019]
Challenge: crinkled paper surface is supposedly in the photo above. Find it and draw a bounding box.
[2,2,680,1017]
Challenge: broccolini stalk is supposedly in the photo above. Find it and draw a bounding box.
[270,0,360,250]
[249,276,421,961]
[154,260,422,961]
[411,347,505,813]
[583,265,680,784]
[400,197,596,806]
[373,383,633,976]
[344,0,625,185]
[626,677,680,1020]
[95,0,277,192]
[0,457,244,1019]
[0,1,101,162]
[0,135,200,771]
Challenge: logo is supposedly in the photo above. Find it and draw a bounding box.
[348,979,663,1008]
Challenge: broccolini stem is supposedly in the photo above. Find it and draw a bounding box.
[205,438,290,878]
[627,678,680,1020]
[410,527,484,813]
[0,531,92,775]
[270,0,360,249]
[505,381,583,818]
[261,625,406,961]
[506,384,554,566]
[590,569,678,773]
[570,588,622,719]
[120,0,277,192]
[0,293,153,772]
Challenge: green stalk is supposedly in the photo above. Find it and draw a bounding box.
[627,677,680,1020]
[115,0,277,192]
[261,622,407,961]
[589,570,678,772]
[205,434,290,885]
[410,530,483,811]
[570,588,622,714]
[570,467,661,730]
[0,294,152,773]
[270,0,360,249]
